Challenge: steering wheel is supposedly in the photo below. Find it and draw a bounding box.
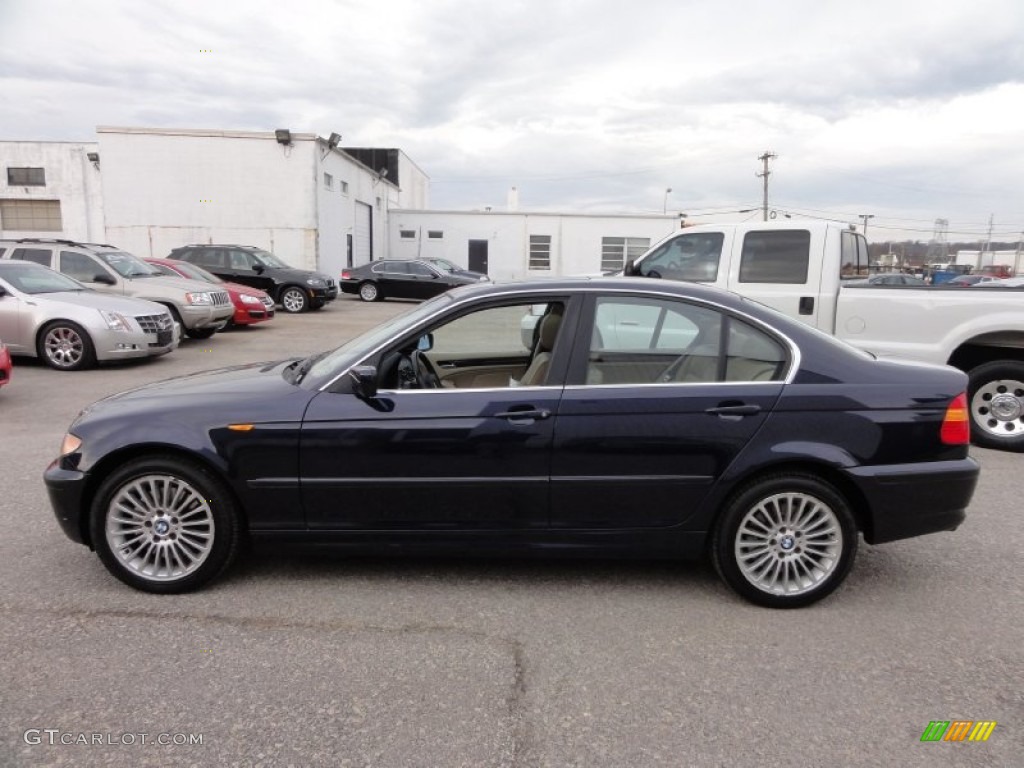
[410,349,442,389]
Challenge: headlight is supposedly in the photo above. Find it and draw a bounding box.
[240,294,262,305]
[306,278,326,287]
[60,433,82,456]
[185,292,213,305]
[99,309,132,331]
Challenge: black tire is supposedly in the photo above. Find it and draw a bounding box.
[358,281,381,302]
[279,285,309,313]
[90,455,241,594]
[185,326,218,340]
[37,320,97,371]
[966,361,1024,451]
[711,473,858,608]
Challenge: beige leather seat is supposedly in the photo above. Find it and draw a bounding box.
[520,312,562,386]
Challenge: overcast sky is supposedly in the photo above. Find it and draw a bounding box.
[2,0,1022,243]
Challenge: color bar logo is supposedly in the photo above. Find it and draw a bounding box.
[920,720,997,742]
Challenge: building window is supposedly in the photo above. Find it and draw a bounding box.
[427,230,444,239]
[601,237,651,272]
[6,167,46,186]
[323,172,333,190]
[400,230,416,239]
[529,235,552,270]
[340,180,349,194]
[0,199,62,231]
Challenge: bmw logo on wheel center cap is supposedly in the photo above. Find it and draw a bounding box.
[154,520,170,535]
[779,535,796,551]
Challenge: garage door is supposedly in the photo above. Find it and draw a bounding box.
[354,201,372,266]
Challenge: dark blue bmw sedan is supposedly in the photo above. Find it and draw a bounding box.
[44,278,979,607]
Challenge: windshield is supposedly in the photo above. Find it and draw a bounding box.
[301,293,455,387]
[0,263,88,294]
[428,258,457,272]
[172,261,223,284]
[251,249,292,269]
[96,251,163,278]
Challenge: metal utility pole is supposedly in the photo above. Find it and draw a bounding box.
[756,151,777,221]
[978,214,994,270]
[858,214,875,239]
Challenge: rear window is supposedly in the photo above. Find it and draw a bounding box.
[739,230,811,284]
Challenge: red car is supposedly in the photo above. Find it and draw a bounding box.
[0,340,11,389]
[145,258,275,327]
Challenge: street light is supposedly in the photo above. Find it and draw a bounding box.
[663,187,672,214]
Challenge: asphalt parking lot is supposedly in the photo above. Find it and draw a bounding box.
[1,297,1021,768]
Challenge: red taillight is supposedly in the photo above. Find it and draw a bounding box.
[341,270,351,280]
[940,392,970,445]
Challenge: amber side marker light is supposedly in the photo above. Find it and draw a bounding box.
[941,393,970,445]
[227,424,255,432]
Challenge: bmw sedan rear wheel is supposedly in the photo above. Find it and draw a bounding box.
[712,474,858,608]
[90,456,241,593]
[38,320,96,371]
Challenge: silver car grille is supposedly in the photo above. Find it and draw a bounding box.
[211,291,231,307]
[135,313,174,333]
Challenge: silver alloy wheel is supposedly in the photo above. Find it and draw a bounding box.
[734,492,843,596]
[970,378,1024,439]
[359,282,378,301]
[281,288,307,313]
[44,325,85,368]
[105,474,215,582]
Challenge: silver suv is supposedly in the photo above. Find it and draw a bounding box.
[0,239,234,339]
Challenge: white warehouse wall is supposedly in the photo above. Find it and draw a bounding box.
[0,141,105,242]
[98,127,320,268]
[388,210,679,280]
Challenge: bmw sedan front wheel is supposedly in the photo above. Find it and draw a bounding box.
[712,474,858,608]
[90,455,241,593]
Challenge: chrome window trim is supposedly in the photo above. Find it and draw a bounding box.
[319,286,802,392]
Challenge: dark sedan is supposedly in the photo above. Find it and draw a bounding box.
[44,278,978,607]
[341,259,485,302]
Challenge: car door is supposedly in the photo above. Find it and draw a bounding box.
[58,251,123,295]
[0,275,30,353]
[299,295,580,530]
[550,292,787,529]
[375,261,415,298]
[407,261,446,298]
[229,250,276,294]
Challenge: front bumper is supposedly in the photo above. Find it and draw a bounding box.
[93,325,180,362]
[309,284,338,304]
[181,303,235,330]
[849,458,980,544]
[45,461,89,545]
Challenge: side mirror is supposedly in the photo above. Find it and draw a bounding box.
[416,333,434,352]
[623,259,639,277]
[93,273,116,285]
[252,264,265,274]
[0,285,7,297]
[348,365,378,400]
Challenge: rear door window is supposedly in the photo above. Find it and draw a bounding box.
[11,247,53,267]
[738,230,811,284]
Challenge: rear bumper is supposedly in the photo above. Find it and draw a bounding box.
[849,458,980,544]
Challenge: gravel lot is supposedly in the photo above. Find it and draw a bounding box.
[1,296,1021,767]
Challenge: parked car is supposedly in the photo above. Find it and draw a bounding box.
[976,276,1024,288]
[341,259,483,302]
[145,258,275,327]
[0,260,178,370]
[846,273,927,286]
[45,278,978,607]
[167,244,337,313]
[945,274,999,287]
[0,238,234,339]
[421,257,489,281]
[0,339,11,388]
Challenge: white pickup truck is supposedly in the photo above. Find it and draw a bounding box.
[624,220,1024,452]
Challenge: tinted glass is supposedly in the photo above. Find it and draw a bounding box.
[638,232,723,281]
[11,248,52,266]
[739,230,811,284]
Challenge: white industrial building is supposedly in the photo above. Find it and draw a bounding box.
[2,127,680,280]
